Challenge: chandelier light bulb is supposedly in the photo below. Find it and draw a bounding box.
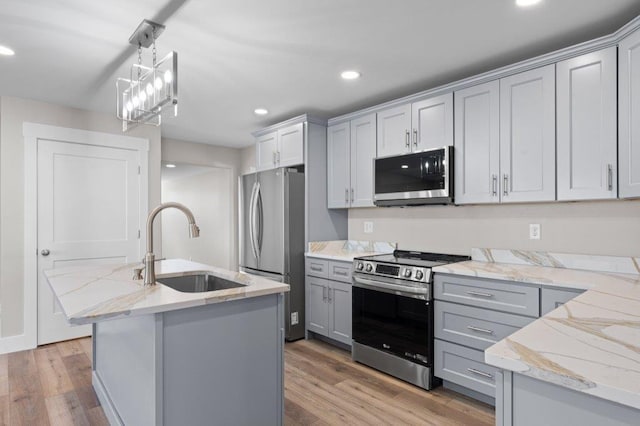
[122,106,128,117]
[164,70,173,84]
[126,101,133,112]
[146,82,154,96]
[155,77,163,90]
[139,91,147,103]
[132,96,139,107]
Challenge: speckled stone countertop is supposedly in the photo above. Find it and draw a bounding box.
[305,240,396,262]
[44,259,289,325]
[433,248,640,410]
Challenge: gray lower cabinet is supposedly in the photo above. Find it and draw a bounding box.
[497,371,640,426]
[541,287,584,315]
[306,257,352,346]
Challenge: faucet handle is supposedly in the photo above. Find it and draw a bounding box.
[133,265,145,280]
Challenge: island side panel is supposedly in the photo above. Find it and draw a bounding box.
[93,314,160,426]
[162,293,284,426]
[507,373,640,426]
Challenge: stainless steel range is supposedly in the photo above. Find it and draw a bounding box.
[351,250,469,390]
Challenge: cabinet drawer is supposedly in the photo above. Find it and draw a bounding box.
[541,287,584,315]
[434,274,540,317]
[435,301,534,351]
[306,258,328,278]
[434,339,499,398]
[328,261,352,283]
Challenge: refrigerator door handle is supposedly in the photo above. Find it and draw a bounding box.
[256,182,264,254]
[248,182,260,262]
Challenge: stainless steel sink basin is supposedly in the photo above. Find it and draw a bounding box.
[157,273,246,293]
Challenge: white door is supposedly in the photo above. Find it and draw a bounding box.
[500,65,556,203]
[277,123,304,168]
[619,27,640,199]
[376,104,412,157]
[327,122,351,208]
[256,131,278,171]
[557,47,617,201]
[412,93,454,152]
[454,81,501,204]
[37,139,142,345]
[350,113,377,207]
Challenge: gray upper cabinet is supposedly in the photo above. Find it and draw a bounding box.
[377,104,412,157]
[327,113,376,208]
[499,65,556,203]
[256,123,304,171]
[327,122,351,208]
[411,93,454,152]
[377,94,453,158]
[619,28,640,199]
[454,80,501,204]
[557,47,617,201]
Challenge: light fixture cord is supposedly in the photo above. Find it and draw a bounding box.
[152,27,157,67]
[137,43,142,80]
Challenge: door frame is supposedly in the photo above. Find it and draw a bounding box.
[22,123,149,350]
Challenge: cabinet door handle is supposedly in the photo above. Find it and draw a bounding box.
[607,164,613,191]
[334,270,348,276]
[467,368,493,379]
[503,174,509,196]
[405,130,410,149]
[351,188,354,202]
[413,129,418,148]
[466,290,494,298]
[345,188,349,204]
[467,325,494,335]
[277,151,281,164]
[328,287,333,303]
[492,175,498,196]
[322,286,327,302]
[272,151,277,165]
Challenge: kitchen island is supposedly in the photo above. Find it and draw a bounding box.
[434,249,640,426]
[44,259,289,426]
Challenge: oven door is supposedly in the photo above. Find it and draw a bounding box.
[352,276,433,366]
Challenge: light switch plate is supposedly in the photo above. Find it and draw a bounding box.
[291,312,299,325]
[529,224,541,240]
[364,221,374,234]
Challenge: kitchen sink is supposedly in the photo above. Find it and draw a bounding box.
[157,273,246,293]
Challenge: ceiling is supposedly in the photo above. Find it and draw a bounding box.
[1,1,639,148]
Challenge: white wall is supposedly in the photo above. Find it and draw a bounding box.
[240,145,256,175]
[0,96,162,337]
[161,138,242,270]
[162,167,233,269]
[349,200,640,256]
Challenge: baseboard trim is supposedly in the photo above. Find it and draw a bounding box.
[0,333,36,355]
[92,371,124,426]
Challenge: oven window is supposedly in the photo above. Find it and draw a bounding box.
[352,286,432,364]
[375,149,446,195]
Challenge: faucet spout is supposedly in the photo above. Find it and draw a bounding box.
[143,202,200,286]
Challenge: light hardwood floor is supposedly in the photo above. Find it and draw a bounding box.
[0,337,494,425]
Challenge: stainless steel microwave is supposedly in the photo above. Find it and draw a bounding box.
[374,146,453,206]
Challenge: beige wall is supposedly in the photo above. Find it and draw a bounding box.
[348,200,640,257]
[240,145,256,176]
[0,96,162,337]
[161,138,242,270]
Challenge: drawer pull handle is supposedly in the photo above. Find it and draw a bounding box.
[467,368,493,379]
[310,266,323,272]
[467,325,494,335]
[466,291,494,298]
[334,271,348,276]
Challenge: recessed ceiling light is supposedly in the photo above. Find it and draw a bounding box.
[165,164,177,168]
[254,108,269,115]
[516,0,542,7]
[0,45,15,56]
[341,70,361,80]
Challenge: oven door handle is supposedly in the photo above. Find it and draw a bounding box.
[352,275,428,299]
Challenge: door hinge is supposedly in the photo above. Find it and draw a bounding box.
[138,230,141,239]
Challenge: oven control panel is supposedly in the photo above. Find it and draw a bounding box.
[353,261,431,283]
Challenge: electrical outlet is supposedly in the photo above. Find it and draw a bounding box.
[364,221,374,234]
[291,312,299,325]
[529,224,541,240]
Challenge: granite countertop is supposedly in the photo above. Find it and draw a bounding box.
[305,240,396,261]
[44,259,289,325]
[433,248,640,410]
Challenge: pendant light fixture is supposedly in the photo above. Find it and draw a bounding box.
[116,19,178,131]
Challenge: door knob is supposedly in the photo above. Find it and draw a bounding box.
[41,249,50,256]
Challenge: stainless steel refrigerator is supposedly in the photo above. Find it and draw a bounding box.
[240,168,305,341]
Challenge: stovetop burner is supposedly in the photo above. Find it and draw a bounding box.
[357,250,470,268]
